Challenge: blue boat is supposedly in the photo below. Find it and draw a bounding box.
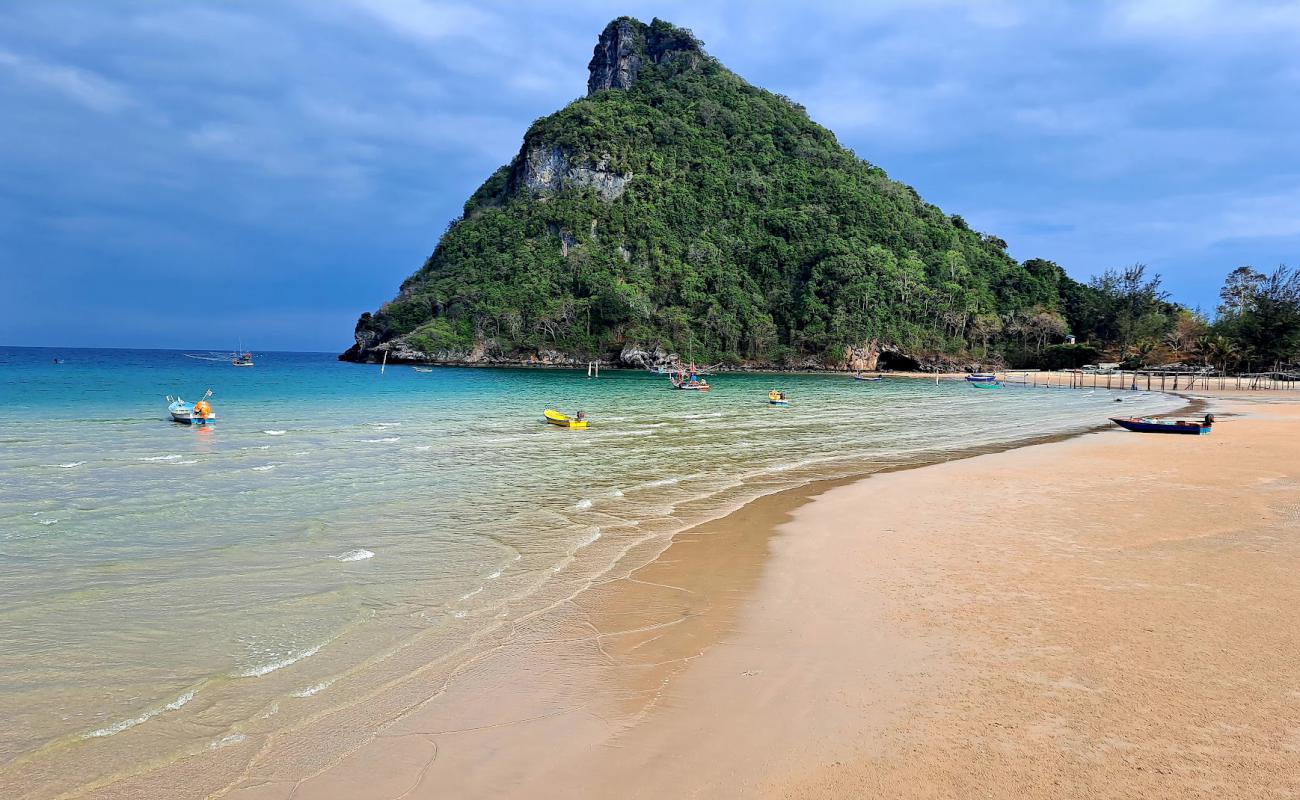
[1111,414,1213,435]
[965,373,998,382]
[853,374,883,382]
[167,390,216,425]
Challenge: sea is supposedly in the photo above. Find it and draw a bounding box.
[0,346,1183,795]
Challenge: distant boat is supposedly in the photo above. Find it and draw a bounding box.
[966,373,997,382]
[544,409,588,429]
[411,366,433,373]
[853,373,882,382]
[767,389,789,406]
[1111,415,1213,435]
[231,352,254,367]
[969,381,1002,389]
[167,390,215,425]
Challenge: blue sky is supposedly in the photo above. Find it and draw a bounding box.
[2,0,1298,351]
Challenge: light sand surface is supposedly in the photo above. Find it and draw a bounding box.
[115,397,1300,799]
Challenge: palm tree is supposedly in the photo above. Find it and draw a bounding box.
[1199,335,1239,373]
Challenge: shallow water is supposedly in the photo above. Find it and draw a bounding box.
[0,346,1181,791]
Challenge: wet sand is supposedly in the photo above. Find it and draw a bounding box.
[103,395,1300,798]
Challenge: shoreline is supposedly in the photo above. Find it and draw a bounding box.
[4,387,1238,799]
[209,392,1299,799]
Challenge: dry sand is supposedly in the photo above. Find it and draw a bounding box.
[119,396,1300,799]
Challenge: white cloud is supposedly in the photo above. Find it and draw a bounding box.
[0,48,134,112]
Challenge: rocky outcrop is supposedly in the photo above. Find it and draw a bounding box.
[587,17,704,95]
[512,145,630,201]
[618,343,679,370]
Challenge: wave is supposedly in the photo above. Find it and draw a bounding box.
[458,586,483,601]
[83,689,195,739]
[137,454,181,462]
[251,464,276,472]
[236,643,325,678]
[638,473,703,490]
[610,489,624,497]
[575,498,593,510]
[573,527,601,552]
[209,733,245,750]
[332,549,374,562]
[412,444,433,451]
[486,570,502,579]
[362,437,400,443]
[49,461,85,468]
[291,680,333,698]
[36,518,59,526]
[264,430,287,436]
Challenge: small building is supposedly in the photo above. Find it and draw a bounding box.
[1065,334,1076,345]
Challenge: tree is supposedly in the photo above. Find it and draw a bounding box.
[1230,265,1300,369]
[1088,264,1170,357]
[1217,266,1265,317]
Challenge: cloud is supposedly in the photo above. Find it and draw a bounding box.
[2,0,1299,349]
[0,47,134,112]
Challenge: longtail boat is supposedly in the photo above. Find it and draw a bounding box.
[1110,414,1214,435]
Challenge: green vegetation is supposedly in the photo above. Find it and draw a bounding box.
[344,17,1300,374]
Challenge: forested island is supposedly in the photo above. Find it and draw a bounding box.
[342,17,1300,374]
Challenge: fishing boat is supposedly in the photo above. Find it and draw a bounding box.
[411,366,433,373]
[767,389,789,406]
[853,373,882,382]
[970,381,1002,389]
[965,373,997,382]
[669,367,710,391]
[167,390,216,425]
[1111,414,1213,435]
[544,409,588,429]
[231,352,254,367]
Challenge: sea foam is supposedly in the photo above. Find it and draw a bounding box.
[236,643,324,678]
[291,680,333,698]
[332,549,374,562]
[83,690,194,739]
[264,430,287,436]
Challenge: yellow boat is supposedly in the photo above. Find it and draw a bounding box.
[544,409,588,429]
[767,389,790,406]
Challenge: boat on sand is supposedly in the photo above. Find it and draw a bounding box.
[1111,414,1213,435]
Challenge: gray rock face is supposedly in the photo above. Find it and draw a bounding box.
[618,343,678,370]
[516,144,630,201]
[586,17,704,95]
[587,18,642,94]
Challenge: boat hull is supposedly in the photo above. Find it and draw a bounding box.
[543,409,588,429]
[970,382,1002,389]
[966,374,997,382]
[1110,418,1210,435]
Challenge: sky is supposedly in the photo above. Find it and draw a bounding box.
[2,0,1298,352]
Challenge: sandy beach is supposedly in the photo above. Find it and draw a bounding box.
[181,391,1296,799]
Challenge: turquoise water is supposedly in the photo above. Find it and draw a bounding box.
[0,346,1182,794]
